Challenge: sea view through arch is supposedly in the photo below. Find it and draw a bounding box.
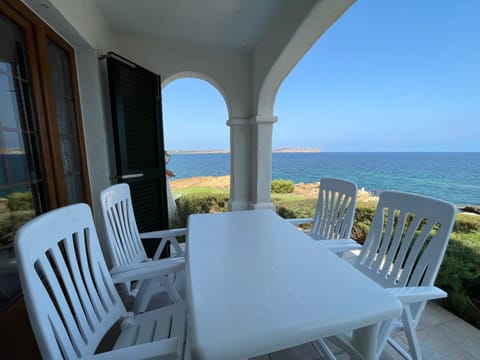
[167,152,480,206]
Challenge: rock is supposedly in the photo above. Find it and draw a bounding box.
[461,206,480,215]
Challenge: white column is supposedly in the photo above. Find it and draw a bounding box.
[227,118,251,211]
[250,115,277,210]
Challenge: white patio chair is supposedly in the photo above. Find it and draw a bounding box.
[100,183,186,313]
[14,203,188,360]
[287,177,361,254]
[316,191,456,360]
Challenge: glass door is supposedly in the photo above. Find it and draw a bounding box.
[0,2,91,356]
[0,11,47,314]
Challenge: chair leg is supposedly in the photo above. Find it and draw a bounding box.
[387,337,412,360]
[313,339,336,360]
[132,278,155,313]
[402,306,423,360]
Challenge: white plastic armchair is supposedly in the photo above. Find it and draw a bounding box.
[100,183,186,313]
[288,177,361,254]
[14,203,188,360]
[317,191,456,360]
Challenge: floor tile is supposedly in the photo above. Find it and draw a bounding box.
[417,301,457,329]
[394,318,479,360]
[249,303,480,360]
[250,355,270,360]
[269,342,319,360]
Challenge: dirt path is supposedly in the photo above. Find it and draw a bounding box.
[170,175,230,191]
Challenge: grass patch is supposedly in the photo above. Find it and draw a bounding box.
[173,187,228,196]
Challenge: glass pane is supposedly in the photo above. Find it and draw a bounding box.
[47,39,72,98]
[0,145,30,186]
[55,97,77,135]
[0,74,21,129]
[60,135,80,174]
[0,15,29,80]
[47,38,85,204]
[65,174,84,204]
[0,12,47,314]
[1,129,23,149]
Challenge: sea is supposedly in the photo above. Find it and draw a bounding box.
[167,152,480,206]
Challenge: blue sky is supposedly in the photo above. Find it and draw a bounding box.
[163,1,480,152]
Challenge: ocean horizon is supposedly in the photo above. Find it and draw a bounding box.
[167,152,480,206]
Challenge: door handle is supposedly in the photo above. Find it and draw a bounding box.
[109,173,144,180]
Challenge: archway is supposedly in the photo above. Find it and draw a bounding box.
[161,76,230,223]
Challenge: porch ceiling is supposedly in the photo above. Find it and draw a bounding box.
[94,0,287,50]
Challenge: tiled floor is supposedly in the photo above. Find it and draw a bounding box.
[247,250,480,359]
[249,302,480,359]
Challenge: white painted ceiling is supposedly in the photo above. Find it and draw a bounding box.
[95,0,286,50]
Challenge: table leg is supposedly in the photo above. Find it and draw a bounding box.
[352,323,379,360]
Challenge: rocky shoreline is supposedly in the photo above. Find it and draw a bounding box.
[171,176,480,214]
[461,205,480,215]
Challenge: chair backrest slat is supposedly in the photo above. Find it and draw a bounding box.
[37,252,85,358]
[101,184,147,268]
[355,191,456,289]
[310,178,358,240]
[49,244,92,345]
[64,234,100,329]
[386,213,421,275]
[15,204,126,359]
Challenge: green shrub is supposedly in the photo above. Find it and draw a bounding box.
[436,232,480,328]
[453,213,480,233]
[350,203,377,243]
[271,179,294,194]
[7,192,33,211]
[351,222,370,244]
[354,202,376,225]
[273,198,316,220]
[0,210,35,248]
[171,193,229,228]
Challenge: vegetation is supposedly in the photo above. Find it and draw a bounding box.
[436,214,480,328]
[0,192,35,251]
[0,211,35,248]
[6,192,33,211]
[271,179,294,194]
[172,183,480,329]
[170,193,229,229]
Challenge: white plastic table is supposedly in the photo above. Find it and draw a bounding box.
[185,210,402,360]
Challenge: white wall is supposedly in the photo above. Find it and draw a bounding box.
[116,36,252,119]
[35,0,116,51]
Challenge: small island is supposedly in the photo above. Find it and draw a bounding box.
[168,147,320,154]
[168,149,229,154]
[273,147,320,153]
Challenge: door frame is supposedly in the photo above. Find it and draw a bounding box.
[3,0,92,206]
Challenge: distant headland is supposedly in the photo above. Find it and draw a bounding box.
[273,147,320,153]
[168,147,320,154]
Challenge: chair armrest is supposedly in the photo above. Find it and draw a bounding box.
[386,286,447,304]
[140,228,187,239]
[320,239,362,253]
[110,258,185,283]
[140,228,187,260]
[286,218,313,226]
[93,338,178,360]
